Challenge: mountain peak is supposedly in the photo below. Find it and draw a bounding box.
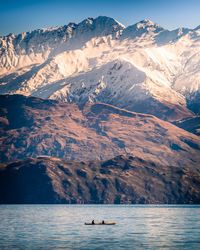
[78,16,125,30]
[95,16,125,28]
[121,19,164,40]
[73,16,124,41]
[135,18,163,32]
[138,18,157,26]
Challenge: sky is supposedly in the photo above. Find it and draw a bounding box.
[0,0,200,36]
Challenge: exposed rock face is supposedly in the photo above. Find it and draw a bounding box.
[0,155,200,204]
[0,95,200,168]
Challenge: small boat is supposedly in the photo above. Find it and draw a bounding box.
[84,222,116,225]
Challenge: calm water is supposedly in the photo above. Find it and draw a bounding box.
[0,205,200,250]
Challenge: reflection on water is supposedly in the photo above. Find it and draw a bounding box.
[0,205,200,249]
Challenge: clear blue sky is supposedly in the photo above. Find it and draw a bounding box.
[0,0,200,36]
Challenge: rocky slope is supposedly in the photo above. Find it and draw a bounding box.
[0,94,200,168]
[1,16,200,121]
[0,155,200,204]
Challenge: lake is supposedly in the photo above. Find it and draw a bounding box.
[0,205,200,249]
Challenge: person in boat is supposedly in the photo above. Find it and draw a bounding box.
[102,220,105,224]
[92,220,95,224]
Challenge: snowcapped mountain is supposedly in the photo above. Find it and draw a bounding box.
[0,16,200,121]
[121,18,164,39]
[0,16,123,73]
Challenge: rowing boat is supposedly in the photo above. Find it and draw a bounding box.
[84,222,116,225]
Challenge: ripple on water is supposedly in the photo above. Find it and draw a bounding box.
[0,205,200,250]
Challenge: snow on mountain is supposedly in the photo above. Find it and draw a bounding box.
[0,16,200,121]
[121,19,190,45]
[73,16,124,40]
[121,19,164,40]
[0,16,123,74]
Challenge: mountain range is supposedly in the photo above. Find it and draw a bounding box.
[1,94,200,165]
[1,16,200,121]
[0,94,200,204]
[0,16,200,203]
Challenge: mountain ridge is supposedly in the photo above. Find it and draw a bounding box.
[0,16,200,122]
[2,16,198,39]
[1,155,200,204]
[0,94,199,167]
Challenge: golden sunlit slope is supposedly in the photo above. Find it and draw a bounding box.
[0,94,199,168]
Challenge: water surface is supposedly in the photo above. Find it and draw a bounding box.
[0,205,200,249]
